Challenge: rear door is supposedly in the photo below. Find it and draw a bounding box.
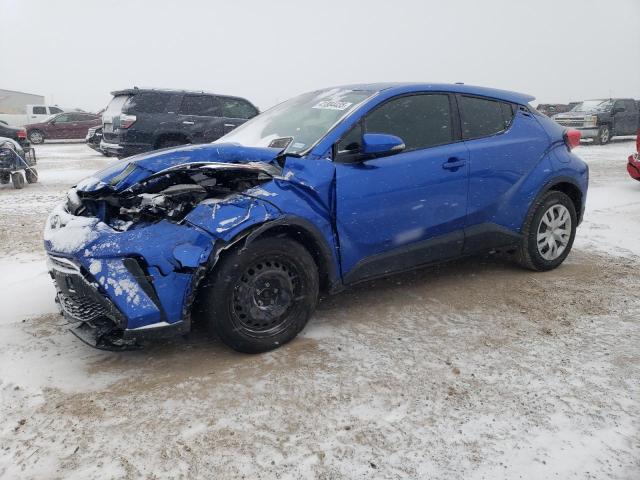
[177,95,226,143]
[459,95,549,249]
[47,113,74,139]
[69,113,99,138]
[218,97,259,137]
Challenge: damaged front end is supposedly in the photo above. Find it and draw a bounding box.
[44,146,285,349]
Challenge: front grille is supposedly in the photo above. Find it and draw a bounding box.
[555,117,586,127]
[58,292,109,322]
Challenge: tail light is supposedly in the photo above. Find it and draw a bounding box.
[16,128,26,139]
[564,129,581,150]
[119,114,137,129]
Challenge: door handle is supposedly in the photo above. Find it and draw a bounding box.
[224,123,236,128]
[442,157,466,171]
[182,121,195,125]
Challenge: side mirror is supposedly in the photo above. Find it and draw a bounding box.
[362,133,405,157]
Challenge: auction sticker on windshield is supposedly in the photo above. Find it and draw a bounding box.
[312,100,353,110]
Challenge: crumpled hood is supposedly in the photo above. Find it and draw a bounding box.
[75,143,282,193]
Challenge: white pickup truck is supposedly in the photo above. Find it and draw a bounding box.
[0,105,66,127]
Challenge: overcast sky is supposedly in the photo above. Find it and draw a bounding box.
[1,0,639,111]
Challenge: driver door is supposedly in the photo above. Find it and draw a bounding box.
[333,93,469,284]
[47,113,73,139]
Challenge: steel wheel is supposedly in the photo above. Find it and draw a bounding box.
[231,258,301,337]
[536,204,571,261]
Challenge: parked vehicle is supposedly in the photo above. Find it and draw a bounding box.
[0,122,29,148]
[536,103,577,117]
[553,98,639,145]
[0,103,65,127]
[26,112,101,144]
[0,137,37,189]
[44,83,588,352]
[86,126,106,155]
[627,127,640,181]
[99,88,259,158]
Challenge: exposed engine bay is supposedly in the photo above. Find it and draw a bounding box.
[66,162,281,230]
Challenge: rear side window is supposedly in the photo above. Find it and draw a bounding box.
[33,106,47,115]
[365,94,453,150]
[460,96,515,140]
[220,98,258,119]
[126,93,171,114]
[179,95,222,116]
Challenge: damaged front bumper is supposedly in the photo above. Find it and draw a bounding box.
[44,189,282,349]
[48,253,189,350]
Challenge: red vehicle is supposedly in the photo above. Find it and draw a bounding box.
[26,112,101,144]
[627,127,640,181]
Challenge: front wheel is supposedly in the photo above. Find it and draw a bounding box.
[28,130,44,144]
[518,191,577,271]
[200,237,319,353]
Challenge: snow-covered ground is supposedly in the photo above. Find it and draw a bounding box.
[0,141,639,479]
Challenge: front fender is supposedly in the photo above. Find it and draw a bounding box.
[185,194,281,240]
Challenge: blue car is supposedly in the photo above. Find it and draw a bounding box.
[44,83,588,352]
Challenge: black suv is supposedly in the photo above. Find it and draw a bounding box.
[100,88,259,157]
[553,98,639,145]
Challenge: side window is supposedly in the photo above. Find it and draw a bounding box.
[179,95,222,116]
[54,114,71,123]
[460,96,514,140]
[613,100,626,112]
[32,106,47,115]
[364,94,453,150]
[220,98,258,119]
[126,93,171,114]
[336,123,363,153]
[70,113,94,122]
[49,107,63,114]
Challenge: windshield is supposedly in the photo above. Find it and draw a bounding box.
[570,100,613,113]
[215,88,375,154]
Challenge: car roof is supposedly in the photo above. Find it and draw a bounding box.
[110,87,250,102]
[335,82,535,105]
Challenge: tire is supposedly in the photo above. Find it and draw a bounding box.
[200,236,319,353]
[518,190,577,271]
[25,168,38,183]
[156,138,188,150]
[28,130,44,144]
[11,172,24,189]
[593,125,611,145]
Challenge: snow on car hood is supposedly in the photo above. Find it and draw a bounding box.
[75,143,283,193]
